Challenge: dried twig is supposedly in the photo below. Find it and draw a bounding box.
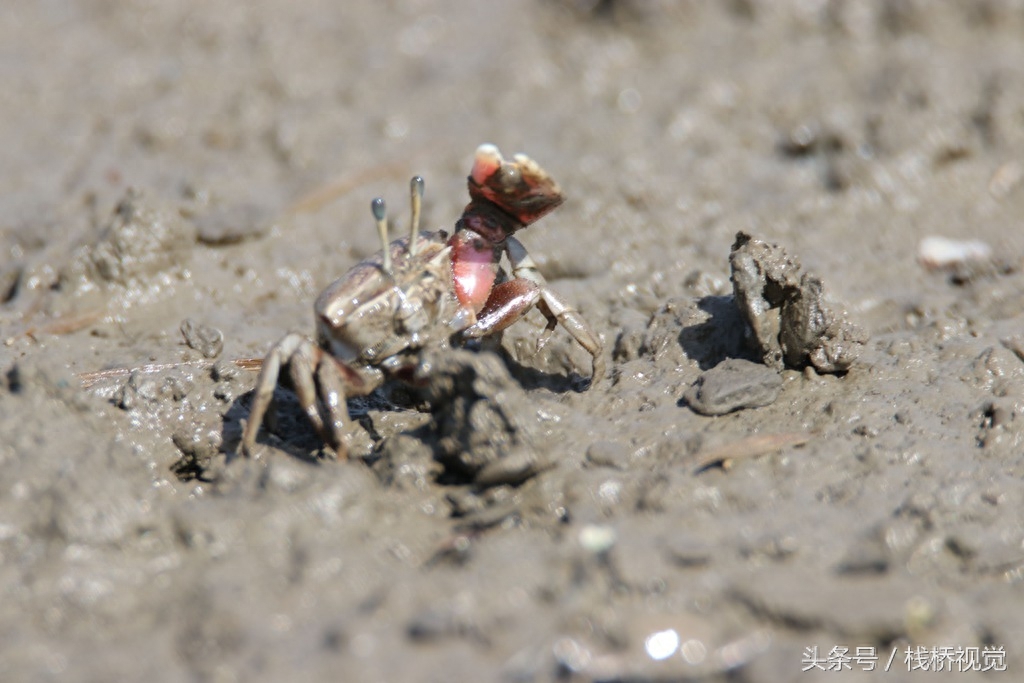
[291,151,440,215]
[5,308,107,344]
[694,432,812,473]
[77,357,262,389]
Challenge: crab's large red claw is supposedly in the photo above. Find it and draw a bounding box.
[468,143,564,227]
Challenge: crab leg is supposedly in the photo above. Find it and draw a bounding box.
[239,333,356,458]
[241,333,301,457]
[312,352,353,454]
[286,339,327,438]
[462,279,543,336]
[460,237,605,383]
[508,237,604,382]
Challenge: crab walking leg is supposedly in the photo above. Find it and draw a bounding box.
[285,339,327,438]
[241,332,304,456]
[312,352,355,457]
[240,333,355,458]
[508,237,604,382]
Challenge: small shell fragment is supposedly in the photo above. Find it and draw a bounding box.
[989,161,1024,199]
[918,236,993,270]
[579,524,617,555]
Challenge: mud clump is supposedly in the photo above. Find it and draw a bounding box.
[180,318,224,359]
[60,188,196,298]
[418,348,549,488]
[684,357,782,416]
[730,231,867,373]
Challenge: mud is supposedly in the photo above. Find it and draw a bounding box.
[3,2,1024,682]
[683,358,782,416]
[730,231,867,373]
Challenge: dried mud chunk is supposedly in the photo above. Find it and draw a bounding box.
[419,348,545,486]
[180,318,224,358]
[171,426,224,481]
[89,188,195,286]
[730,231,866,373]
[59,188,196,298]
[780,272,867,372]
[729,232,801,369]
[373,433,441,490]
[683,358,782,416]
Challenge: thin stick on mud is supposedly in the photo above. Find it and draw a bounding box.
[78,357,263,390]
[6,308,107,344]
[694,432,812,473]
[291,151,438,215]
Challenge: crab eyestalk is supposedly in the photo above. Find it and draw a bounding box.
[372,197,391,274]
[408,175,424,257]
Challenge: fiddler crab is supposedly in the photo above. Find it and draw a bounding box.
[240,144,605,458]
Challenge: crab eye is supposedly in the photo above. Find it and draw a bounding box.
[500,163,521,189]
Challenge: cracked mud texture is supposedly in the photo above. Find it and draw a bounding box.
[3,2,1024,682]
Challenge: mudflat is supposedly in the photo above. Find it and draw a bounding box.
[2,3,1023,681]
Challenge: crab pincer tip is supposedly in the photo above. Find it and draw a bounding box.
[472,143,503,185]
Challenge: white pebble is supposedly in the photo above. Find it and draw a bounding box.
[918,236,992,269]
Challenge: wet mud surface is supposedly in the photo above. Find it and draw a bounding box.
[3,2,1024,681]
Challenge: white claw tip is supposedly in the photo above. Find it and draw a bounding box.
[472,143,503,184]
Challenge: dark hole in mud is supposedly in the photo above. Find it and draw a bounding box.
[5,364,25,393]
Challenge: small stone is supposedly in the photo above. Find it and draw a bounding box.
[918,235,992,270]
[586,440,631,469]
[683,358,782,416]
[180,318,224,358]
[474,449,552,489]
[579,524,617,555]
[662,534,713,568]
[211,359,239,382]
